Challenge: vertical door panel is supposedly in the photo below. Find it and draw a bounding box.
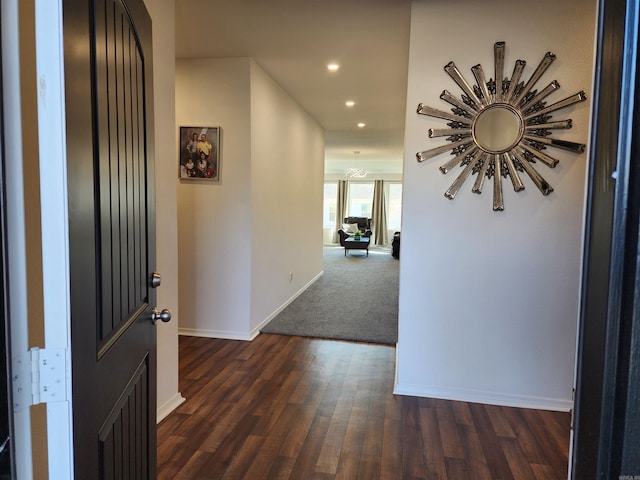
[95,0,150,356]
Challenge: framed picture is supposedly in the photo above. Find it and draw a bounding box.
[179,126,220,181]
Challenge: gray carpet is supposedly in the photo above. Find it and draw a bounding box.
[260,246,399,344]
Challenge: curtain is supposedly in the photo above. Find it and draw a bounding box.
[372,180,388,245]
[333,180,348,243]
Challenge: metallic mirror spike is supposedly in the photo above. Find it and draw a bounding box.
[444,154,481,199]
[417,138,473,163]
[472,153,491,193]
[471,64,492,105]
[440,90,478,116]
[439,145,478,174]
[524,91,588,120]
[503,152,525,192]
[492,155,504,211]
[444,61,484,109]
[525,119,573,131]
[519,142,559,168]
[504,60,526,103]
[429,128,472,138]
[494,42,505,102]
[523,135,585,153]
[520,80,560,111]
[513,52,556,106]
[417,103,471,124]
[513,148,554,195]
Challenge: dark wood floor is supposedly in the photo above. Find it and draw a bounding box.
[157,334,570,479]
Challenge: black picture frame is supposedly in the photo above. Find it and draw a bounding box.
[179,126,220,181]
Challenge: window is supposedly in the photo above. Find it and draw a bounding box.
[323,182,338,228]
[387,183,402,230]
[348,182,374,218]
[325,181,401,229]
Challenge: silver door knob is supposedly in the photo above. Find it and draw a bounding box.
[151,272,162,288]
[151,308,172,324]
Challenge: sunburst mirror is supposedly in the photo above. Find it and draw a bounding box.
[416,41,587,211]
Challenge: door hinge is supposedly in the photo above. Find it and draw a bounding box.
[570,387,575,430]
[12,347,67,412]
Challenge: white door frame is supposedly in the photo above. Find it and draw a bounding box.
[2,0,74,477]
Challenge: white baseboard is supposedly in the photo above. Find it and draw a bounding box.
[156,392,186,423]
[393,382,573,412]
[179,270,325,341]
[249,270,324,339]
[178,327,253,341]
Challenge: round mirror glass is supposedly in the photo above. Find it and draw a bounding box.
[472,104,524,153]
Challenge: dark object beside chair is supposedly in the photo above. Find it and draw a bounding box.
[337,217,373,246]
[392,231,400,259]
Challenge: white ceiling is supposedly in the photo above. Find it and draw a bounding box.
[174,0,412,176]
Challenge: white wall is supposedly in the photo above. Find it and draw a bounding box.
[144,0,184,421]
[396,0,597,410]
[176,58,324,339]
[176,58,253,338]
[249,61,324,332]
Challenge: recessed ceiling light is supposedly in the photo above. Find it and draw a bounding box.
[345,101,355,107]
[357,122,366,128]
[327,63,340,72]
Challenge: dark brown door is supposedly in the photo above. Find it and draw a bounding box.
[63,0,158,477]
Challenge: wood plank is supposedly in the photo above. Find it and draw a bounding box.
[243,400,303,478]
[157,335,572,479]
[436,399,465,460]
[520,408,570,475]
[315,389,353,474]
[401,396,428,479]
[501,406,548,464]
[500,436,537,480]
[157,433,184,474]
[356,353,387,480]
[288,415,332,478]
[531,462,565,480]
[468,402,515,480]
[445,457,470,480]
[458,423,492,480]
[172,450,214,480]
[451,401,473,426]
[279,404,316,460]
[418,404,448,480]
[484,403,516,437]
[380,391,403,479]
[219,434,264,480]
[335,389,368,479]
